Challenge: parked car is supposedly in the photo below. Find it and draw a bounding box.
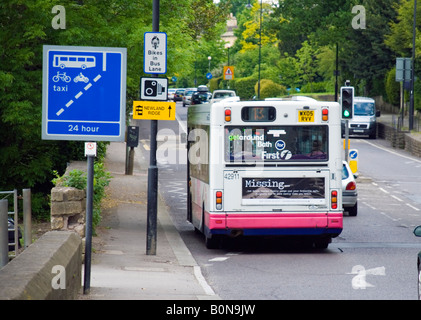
[414,226,421,299]
[342,160,358,216]
[210,89,237,103]
[8,218,22,251]
[183,89,197,107]
[168,88,176,101]
[174,89,185,102]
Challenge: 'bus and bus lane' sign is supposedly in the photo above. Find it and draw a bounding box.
[42,45,127,141]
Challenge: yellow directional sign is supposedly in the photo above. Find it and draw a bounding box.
[133,101,176,121]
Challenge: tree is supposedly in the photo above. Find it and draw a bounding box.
[343,0,398,94]
[295,41,319,85]
[0,0,200,217]
[239,1,276,52]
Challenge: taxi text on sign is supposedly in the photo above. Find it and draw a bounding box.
[133,101,176,121]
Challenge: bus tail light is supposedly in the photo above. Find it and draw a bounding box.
[216,191,223,210]
[322,108,329,121]
[225,108,231,122]
[331,190,338,209]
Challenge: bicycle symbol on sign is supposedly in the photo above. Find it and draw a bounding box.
[52,71,71,83]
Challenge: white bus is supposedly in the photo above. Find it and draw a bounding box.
[53,55,96,69]
[187,99,343,249]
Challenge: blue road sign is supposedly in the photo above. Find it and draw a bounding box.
[42,45,127,141]
[349,149,358,160]
[206,72,213,80]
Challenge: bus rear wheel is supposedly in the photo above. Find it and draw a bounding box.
[205,235,220,249]
[314,237,331,249]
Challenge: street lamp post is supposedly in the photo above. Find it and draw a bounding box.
[247,0,262,99]
[257,0,262,100]
[410,0,417,131]
[208,56,212,73]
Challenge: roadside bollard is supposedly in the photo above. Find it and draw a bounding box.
[23,189,32,248]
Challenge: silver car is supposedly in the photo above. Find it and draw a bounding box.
[183,89,197,107]
[342,161,358,216]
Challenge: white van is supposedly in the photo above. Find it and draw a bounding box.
[341,96,380,139]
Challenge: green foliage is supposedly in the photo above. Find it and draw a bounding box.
[209,77,222,92]
[256,79,287,99]
[52,162,112,231]
[301,82,330,94]
[232,76,257,100]
[385,68,400,105]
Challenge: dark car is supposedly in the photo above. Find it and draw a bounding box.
[8,218,22,251]
[414,226,421,299]
[174,89,185,102]
[190,85,210,105]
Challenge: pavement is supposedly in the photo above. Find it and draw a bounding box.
[79,141,220,300]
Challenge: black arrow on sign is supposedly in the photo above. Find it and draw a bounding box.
[168,105,172,118]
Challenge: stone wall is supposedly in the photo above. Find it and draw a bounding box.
[0,231,82,300]
[50,187,85,238]
[377,122,421,157]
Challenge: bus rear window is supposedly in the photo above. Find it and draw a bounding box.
[225,125,328,163]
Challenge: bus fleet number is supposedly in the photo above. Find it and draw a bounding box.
[224,171,239,180]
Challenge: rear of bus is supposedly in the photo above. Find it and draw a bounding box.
[207,100,343,248]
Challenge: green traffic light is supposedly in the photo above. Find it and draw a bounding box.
[343,110,350,117]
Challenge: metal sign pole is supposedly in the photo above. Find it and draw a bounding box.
[345,120,349,162]
[146,0,160,256]
[83,143,96,294]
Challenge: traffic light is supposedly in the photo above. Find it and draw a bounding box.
[340,86,354,120]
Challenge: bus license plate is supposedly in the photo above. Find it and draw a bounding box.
[298,110,314,122]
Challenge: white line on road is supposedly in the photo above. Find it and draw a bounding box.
[379,187,389,194]
[406,203,420,211]
[391,195,403,202]
[361,139,421,164]
[209,257,229,262]
[379,211,401,222]
[362,201,376,210]
[176,112,187,134]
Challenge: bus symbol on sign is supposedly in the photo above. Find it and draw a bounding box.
[53,55,96,69]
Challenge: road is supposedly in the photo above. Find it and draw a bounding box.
[134,102,421,300]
